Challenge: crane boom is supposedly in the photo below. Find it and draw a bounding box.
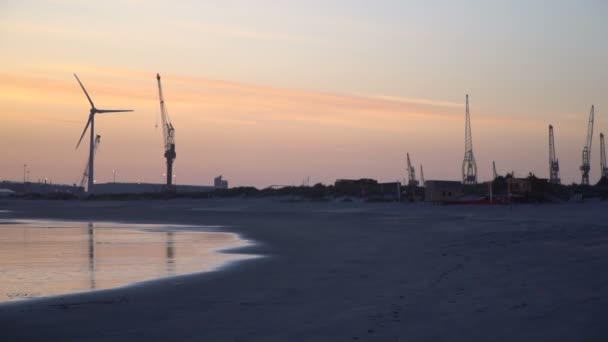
[580,105,594,185]
[80,135,101,189]
[156,73,176,189]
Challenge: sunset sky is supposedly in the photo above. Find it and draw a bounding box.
[1,0,607,187]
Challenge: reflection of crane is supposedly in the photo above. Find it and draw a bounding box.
[156,74,176,191]
[580,106,594,185]
[80,135,101,189]
[87,223,96,290]
[406,153,418,187]
[601,133,607,179]
[166,231,175,276]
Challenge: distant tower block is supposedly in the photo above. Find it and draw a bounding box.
[214,175,228,189]
[548,125,561,184]
[462,94,478,184]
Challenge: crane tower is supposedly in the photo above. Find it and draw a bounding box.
[462,94,477,184]
[601,132,607,179]
[406,153,418,187]
[580,105,594,185]
[156,73,176,190]
[548,125,560,184]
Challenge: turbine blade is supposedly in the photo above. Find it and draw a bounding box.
[96,109,134,113]
[76,115,93,149]
[74,74,95,108]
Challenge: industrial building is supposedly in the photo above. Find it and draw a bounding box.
[424,180,464,203]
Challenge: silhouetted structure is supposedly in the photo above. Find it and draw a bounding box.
[580,105,594,185]
[425,180,463,203]
[406,153,418,187]
[74,74,133,194]
[156,74,177,191]
[549,125,560,184]
[214,176,228,189]
[462,94,478,184]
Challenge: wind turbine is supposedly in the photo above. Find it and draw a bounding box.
[74,74,132,194]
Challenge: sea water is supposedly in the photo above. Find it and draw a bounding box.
[0,220,256,302]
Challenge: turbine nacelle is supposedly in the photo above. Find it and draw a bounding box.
[74,74,133,149]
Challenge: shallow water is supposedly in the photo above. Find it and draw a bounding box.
[0,220,256,302]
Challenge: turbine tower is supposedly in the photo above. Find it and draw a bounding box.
[548,125,560,184]
[406,153,418,187]
[493,161,498,179]
[80,135,101,189]
[462,94,477,184]
[580,105,594,185]
[74,74,133,194]
[601,132,607,179]
[420,165,425,187]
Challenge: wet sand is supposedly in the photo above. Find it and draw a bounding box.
[0,199,607,341]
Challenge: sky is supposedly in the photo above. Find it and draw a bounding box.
[1,0,607,187]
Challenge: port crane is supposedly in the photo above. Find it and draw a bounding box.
[156,73,176,190]
[462,94,478,184]
[80,135,101,189]
[601,133,607,179]
[580,106,594,185]
[549,125,560,184]
[406,153,418,187]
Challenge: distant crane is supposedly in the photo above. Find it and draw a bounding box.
[580,105,594,185]
[419,165,425,187]
[548,125,561,184]
[493,161,498,179]
[156,73,176,190]
[406,153,418,187]
[462,94,478,184]
[79,135,101,189]
[601,132,608,179]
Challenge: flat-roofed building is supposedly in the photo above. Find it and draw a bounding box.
[424,180,463,202]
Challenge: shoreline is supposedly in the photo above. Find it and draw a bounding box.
[0,218,263,308]
[0,199,607,341]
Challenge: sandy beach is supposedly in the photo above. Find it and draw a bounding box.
[0,199,607,341]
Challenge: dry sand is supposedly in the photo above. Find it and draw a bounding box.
[0,198,607,341]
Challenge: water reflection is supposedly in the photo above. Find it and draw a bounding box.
[88,223,96,289]
[0,220,256,302]
[166,231,175,276]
